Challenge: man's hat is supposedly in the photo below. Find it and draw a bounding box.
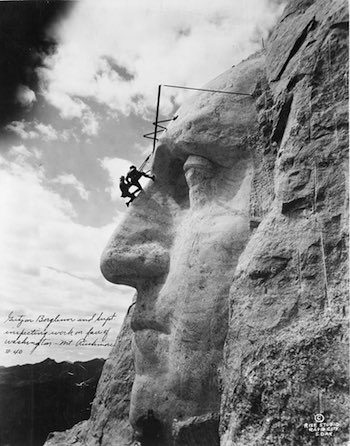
[130,165,136,169]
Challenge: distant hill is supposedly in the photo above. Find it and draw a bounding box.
[0,358,105,446]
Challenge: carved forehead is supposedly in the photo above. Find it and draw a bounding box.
[161,53,265,167]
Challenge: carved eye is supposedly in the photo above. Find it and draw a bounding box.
[183,156,216,207]
[183,155,215,188]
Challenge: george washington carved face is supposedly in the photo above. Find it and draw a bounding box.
[101,53,264,444]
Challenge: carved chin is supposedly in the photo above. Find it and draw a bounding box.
[129,375,170,434]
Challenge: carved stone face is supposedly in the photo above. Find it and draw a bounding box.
[101,54,264,444]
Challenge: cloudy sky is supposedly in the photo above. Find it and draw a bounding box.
[0,0,285,367]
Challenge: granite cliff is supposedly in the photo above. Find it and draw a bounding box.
[45,0,348,445]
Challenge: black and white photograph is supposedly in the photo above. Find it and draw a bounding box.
[0,0,348,445]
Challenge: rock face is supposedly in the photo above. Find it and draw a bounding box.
[0,358,104,446]
[44,0,348,445]
[220,0,349,444]
[101,52,265,446]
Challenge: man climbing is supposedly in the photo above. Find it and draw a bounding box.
[119,176,136,207]
[126,165,155,193]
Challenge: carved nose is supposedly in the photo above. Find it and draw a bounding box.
[101,238,169,288]
[100,191,171,289]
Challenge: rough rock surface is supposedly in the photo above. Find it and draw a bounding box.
[44,0,348,445]
[220,1,349,444]
[101,52,265,446]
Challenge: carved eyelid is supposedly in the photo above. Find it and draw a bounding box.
[183,155,216,173]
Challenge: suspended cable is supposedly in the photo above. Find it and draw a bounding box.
[163,84,252,96]
[138,83,252,171]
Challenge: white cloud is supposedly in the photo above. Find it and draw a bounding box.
[0,155,132,365]
[16,84,36,107]
[35,122,59,141]
[5,119,74,142]
[6,121,37,140]
[82,110,99,136]
[134,141,152,157]
[44,90,88,119]
[39,0,285,119]
[6,120,53,141]
[10,144,32,158]
[32,148,43,159]
[52,173,90,200]
[7,144,42,166]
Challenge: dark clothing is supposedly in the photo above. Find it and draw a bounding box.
[126,168,154,192]
[128,180,142,192]
[126,169,143,183]
[119,179,134,198]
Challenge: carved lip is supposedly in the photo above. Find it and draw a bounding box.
[133,328,170,355]
[131,319,170,335]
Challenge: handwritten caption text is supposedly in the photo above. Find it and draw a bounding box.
[3,311,117,355]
